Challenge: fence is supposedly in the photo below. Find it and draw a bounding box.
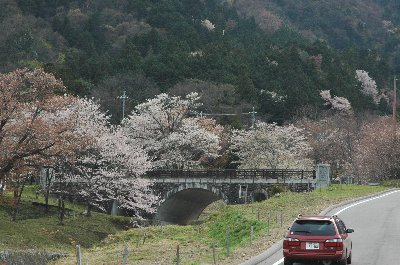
[73,208,290,265]
[147,169,316,183]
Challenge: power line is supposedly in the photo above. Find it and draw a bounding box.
[192,107,257,128]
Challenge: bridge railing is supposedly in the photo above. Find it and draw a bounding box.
[146,169,316,181]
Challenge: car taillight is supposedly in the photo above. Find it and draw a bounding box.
[325,238,343,250]
[284,238,300,248]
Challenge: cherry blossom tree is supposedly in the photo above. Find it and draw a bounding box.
[0,68,157,221]
[201,19,215,31]
[351,116,400,181]
[0,68,80,220]
[320,90,352,113]
[356,70,379,104]
[230,122,313,169]
[52,98,157,219]
[0,68,70,186]
[123,93,221,169]
[296,114,362,178]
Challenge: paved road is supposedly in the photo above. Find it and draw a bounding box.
[250,190,400,265]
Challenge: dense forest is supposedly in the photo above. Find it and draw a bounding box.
[0,0,397,124]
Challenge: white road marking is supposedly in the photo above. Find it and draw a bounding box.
[334,189,400,215]
[272,258,284,265]
[270,190,400,265]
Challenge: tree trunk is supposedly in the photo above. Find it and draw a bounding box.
[12,181,25,221]
[86,203,92,217]
[45,188,50,213]
[59,198,65,225]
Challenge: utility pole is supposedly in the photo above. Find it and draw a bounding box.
[119,90,129,120]
[249,106,257,129]
[393,76,397,122]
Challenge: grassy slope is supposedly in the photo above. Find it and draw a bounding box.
[49,184,386,265]
[0,185,131,253]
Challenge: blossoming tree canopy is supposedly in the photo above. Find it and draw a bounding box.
[355,70,380,104]
[123,93,221,169]
[0,68,73,183]
[320,90,352,113]
[230,122,313,170]
[0,68,157,217]
[54,98,157,216]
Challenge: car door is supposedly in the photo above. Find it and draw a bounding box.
[336,218,351,258]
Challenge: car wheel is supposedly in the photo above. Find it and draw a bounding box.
[283,258,293,265]
[347,252,352,264]
[338,255,348,265]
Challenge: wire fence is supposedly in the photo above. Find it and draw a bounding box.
[72,209,291,265]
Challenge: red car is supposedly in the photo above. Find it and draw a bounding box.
[283,215,354,265]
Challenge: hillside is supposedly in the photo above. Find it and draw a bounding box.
[0,0,395,124]
[234,0,400,71]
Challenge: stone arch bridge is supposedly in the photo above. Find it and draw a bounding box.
[146,166,330,225]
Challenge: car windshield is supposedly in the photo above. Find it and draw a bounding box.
[290,220,336,236]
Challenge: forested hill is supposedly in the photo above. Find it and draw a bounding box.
[0,0,395,124]
[234,0,400,70]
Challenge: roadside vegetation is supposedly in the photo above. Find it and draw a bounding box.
[0,184,386,265]
[0,186,131,261]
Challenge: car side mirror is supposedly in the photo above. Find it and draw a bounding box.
[346,228,354,233]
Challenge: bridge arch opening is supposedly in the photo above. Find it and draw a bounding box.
[252,189,269,202]
[154,188,225,225]
[253,192,267,202]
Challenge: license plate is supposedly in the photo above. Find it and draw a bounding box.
[306,242,319,250]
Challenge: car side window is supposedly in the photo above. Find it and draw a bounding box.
[335,219,346,234]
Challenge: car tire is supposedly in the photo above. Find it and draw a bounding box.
[347,252,352,264]
[283,258,293,265]
[338,254,348,265]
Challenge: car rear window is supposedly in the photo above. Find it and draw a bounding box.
[290,220,336,236]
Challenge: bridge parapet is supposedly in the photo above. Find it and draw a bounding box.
[146,169,316,183]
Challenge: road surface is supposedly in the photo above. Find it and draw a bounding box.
[249,190,400,265]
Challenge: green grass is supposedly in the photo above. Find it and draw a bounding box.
[0,184,388,265]
[208,209,266,248]
[0,185,131,252]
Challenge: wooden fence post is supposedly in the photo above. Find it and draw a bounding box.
[143,232,147,245]
[76,245,82,265]
[176,244,180,265]
[226,225,230,257]
[250,226,254,245]
[122,243,128,265]
[212,241,217,265]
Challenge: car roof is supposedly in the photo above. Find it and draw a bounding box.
[295,215,338,221]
